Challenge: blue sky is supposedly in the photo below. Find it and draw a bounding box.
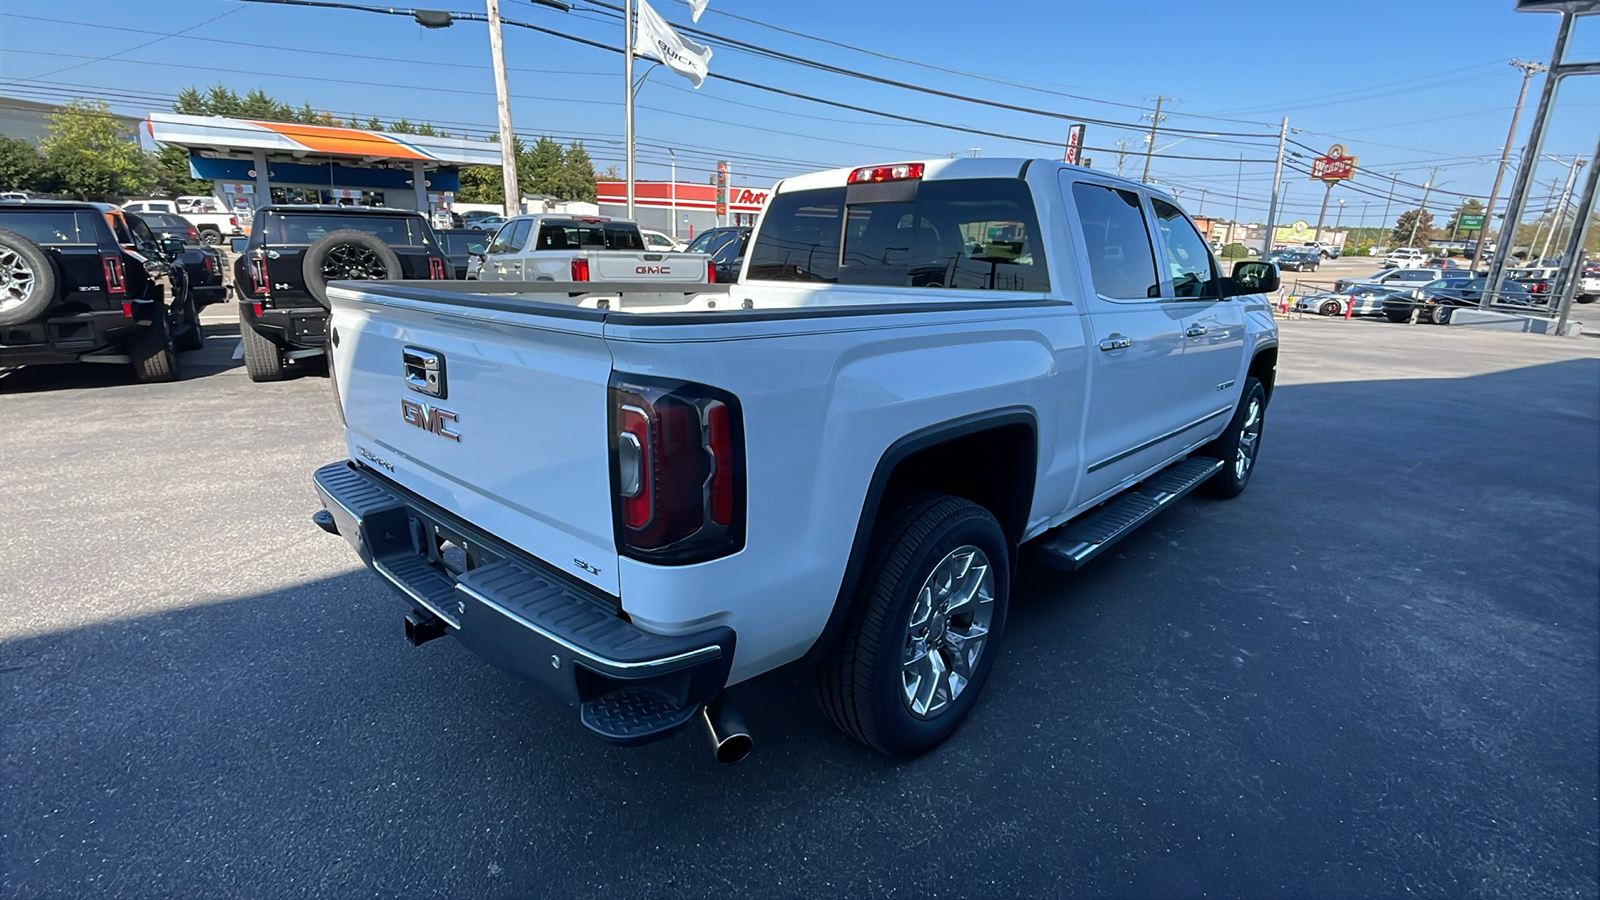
[3,0,1598,226]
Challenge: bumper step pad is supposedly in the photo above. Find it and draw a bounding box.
[1038,456,1224,572]
[580,689,702,746]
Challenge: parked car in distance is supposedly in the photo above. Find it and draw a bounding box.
[1506,266,1559,302]
[1579,261,1600,304]
[467,215,712,285]
[466,214,507,231]
[1301,241,1341,259]
[1383,247,1428,269]
[1333,267,1446,292]
[684,225,751,283]
[1381,276,1532,324]
[232,205,450,382]
[436,228,488,280]
[129,211,228,307]
[640,229,685,253]
[0,200,196,381]
[123,197,244,245]
[1293,284,1388,317]
[1264,248,1320,272]
[309,157,1283,762]
[1,191,31,202]
[1424,257,1464,270]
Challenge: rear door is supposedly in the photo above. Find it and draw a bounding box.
[1063,175,1195,504]
[329,290,620,594]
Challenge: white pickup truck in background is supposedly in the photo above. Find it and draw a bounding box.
[466,215,712,285]
[121,196,245,245]
[311,158,1281,763]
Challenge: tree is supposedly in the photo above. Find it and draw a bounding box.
[558,141,597,202]
[455,166,502,204]
[388,118,418,134]
[521,136,565,197]
[1391,208,1434,247]
[149,144,211,197]
[0,136,45,191]
[41,100,151,200]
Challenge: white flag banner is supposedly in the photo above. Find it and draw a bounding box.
[634,0,713,89]
[687,0,709,21]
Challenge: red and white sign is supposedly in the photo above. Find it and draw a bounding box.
[596,181,769,214]
[1310,143,1358,182]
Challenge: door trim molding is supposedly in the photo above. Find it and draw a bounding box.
[1086,405,1232,473]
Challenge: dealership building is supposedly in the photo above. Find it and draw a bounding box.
[595,181,769,239]
[145,112,503,227]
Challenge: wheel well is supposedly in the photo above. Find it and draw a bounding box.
[878,422,1035,548]
[197,224,220,231]
[1249,347,1278,404]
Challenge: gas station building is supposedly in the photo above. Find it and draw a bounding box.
[145,112,504,228]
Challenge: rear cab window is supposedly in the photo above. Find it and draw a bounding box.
[746,177,1049,292]
[441,231,488,256]
[534,221,646,252]
[1068,181,1160,300]
[0,209,105,246]
[262,213,430,248]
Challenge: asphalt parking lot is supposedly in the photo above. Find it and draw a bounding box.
[3,311,1597,898]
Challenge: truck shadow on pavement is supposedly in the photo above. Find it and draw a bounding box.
[0,322,246,394]
[2,359,1596,898]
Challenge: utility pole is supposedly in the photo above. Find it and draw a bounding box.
[1407,166,1441,247]
[485,0,520,217]
[1528,176,1560,257]
[1140,96,1170,183]
[1115,140,1131,177]
[1475,59,1547,272]
[1261,116,1288,255]
[1541,155,1585,261]
[1379,173,1399,247]
[1233,154,1242,224]
[1197,188,1207,216]
[623,0,635,217]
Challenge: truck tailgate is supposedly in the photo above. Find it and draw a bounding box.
[589,251,708,283]
[327,286,620,595]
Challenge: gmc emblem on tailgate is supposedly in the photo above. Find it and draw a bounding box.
[401,398,460,442]
[635,265,671,275]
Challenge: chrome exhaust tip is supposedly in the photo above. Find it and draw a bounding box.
[700,694,752,764]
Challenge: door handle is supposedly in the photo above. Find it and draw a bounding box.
[1098,335,1132,352]
[1185,325,1209,338]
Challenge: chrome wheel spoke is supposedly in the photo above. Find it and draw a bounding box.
[899,544,996,720]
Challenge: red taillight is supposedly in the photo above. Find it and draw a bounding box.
[429,257,446,280]
[252,302,263,317]
[249,256,269,294]
[571,258,590,281]
[101,255,126,295]
[229,216,238,227]
[847,162,925,184]
[707,260,716,284]
[203,254,213,273]
[122,302,133,317]
[188,225,198,241]
[610,375,744,563]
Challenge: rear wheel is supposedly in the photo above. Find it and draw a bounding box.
[199,228,221,246]
[1320,300,1341,316]
[240,319,286,382]
[1430,304,1453,325]
[817,495,1010,759]
[129,312,178,383]
[1199,377,1265,499]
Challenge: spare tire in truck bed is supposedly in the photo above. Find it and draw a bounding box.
[301,229,403,308]
[0,228,58,327]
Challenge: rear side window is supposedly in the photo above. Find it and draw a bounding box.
[0,210,100,245]
[264,214,426,246]
[1071,182,1159,300]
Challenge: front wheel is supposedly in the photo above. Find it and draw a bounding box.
[240,320,286,382]
[817,495,1010,758]
[199,229,221,246]
[1320,300,1341,316]
[1199,377,1265,499]
[1430,305,1453,325]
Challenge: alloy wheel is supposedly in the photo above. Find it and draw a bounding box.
[0,245,36,314]
[1235,397,1262,481]
[322,244,386,280]
[901,545,995,720]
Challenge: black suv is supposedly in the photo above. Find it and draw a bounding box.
[233,206,450,382]
[0,201,199,382]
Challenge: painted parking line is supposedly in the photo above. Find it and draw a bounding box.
[231,340,244,360]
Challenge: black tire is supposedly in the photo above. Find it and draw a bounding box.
[302,229,402,309]
[240,318,286,382]
[817,495,1010,759]
[1430,305,1453,325]
[1199,376,1266,499]
[128,311,178,383]
[174,294,205,351]
[1320,300,1341,316]
[1385,311,1410,323]
[0,228,57,327]
[199,228,221,246]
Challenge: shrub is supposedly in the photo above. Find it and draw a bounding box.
[1220,242,1250,259]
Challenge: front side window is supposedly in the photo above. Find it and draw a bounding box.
[1070,182,1159,300]
[487,219,529,254]
[1152,198,1218,298]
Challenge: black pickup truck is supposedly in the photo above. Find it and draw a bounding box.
[0,201,198,382]
[232,205,450,382]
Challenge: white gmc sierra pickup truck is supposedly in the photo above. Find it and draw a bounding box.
[310,158,1281,762]
[466,215,711,285]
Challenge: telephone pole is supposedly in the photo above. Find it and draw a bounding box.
[1379,173,1399,246]
[1140,96,1170,184]
[1474,59,1547,272]
[1261,117,1288,255]
[1115,140,1132,177]
[485,0,520,217]
[1407,166,1441,247]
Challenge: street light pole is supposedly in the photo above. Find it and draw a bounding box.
[1541,155,1585,261]
[1335,197,1345,232]
[485,0,520,217]
[623,0,635,218]
[1474,59,1547,273]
